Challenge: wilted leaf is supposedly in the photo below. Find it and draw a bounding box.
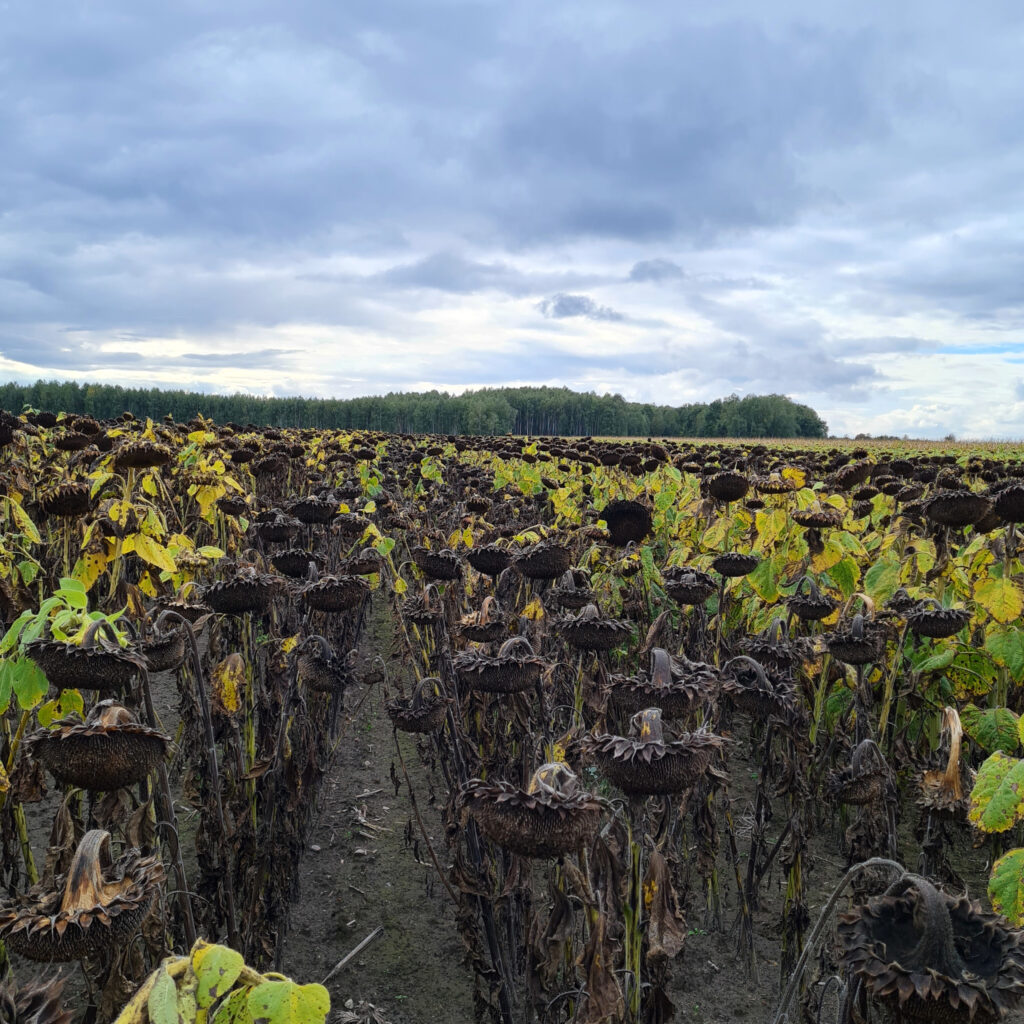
[212,988,251,1024]
[192,941,245,1008]
[3,495,41,545]
[864,555,901,605]
[747,557,778,602]
[16,560,39,585]
[212,654,246,714]
[989,848,1024,925]
[918,648,956,674]
[969,752,1024,832]
[986,627,1024,680]
[37,688,85,728]
[962,704,1019,753]
[976,577,1024,624]
[9,656,49,711]
[129,534,178,574]
[811,535,845,573]
[147,967,179,1024]
[781,466,806,489]
[829,556,860,600]
[246,979,330,1023]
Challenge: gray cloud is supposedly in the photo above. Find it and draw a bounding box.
[537,294,625,322]
[629,259,685,283]
[1,1,1023,436]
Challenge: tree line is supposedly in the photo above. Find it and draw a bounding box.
[0,380,828,438]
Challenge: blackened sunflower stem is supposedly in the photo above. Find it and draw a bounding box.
[157,608,239,950]
[137,663,196,947]
[434,604,516,1024]
[877,623,911,744]
[714,575,728,668]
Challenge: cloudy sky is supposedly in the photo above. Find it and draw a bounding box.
[2,0,1024,438]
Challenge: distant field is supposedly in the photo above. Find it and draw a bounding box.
[584,435,1024,455]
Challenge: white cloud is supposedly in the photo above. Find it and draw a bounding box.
[1,0,1023,437]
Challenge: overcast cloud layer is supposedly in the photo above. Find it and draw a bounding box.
[2,1,1024,437]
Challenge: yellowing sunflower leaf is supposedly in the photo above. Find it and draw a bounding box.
[212,653,245,715]
[191,941,245,1009]
[131,534,178,574]
[989,848,1024,926]
[976,577,1024,624]
[969,752,1024,833]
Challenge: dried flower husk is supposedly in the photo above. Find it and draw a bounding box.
[339,547,384,577]
[585,709,724,796]
[465,543,513,577]
[919,707,973,819]
[755,473,797,495]
[905,600,971,639]
[251,454,287,477]
[925,490,993,529]
[139,623,187,673]
[897,483,926,504]
[155,596,210,625]
[887,587,920,616]
[386,677,451,734]
[792,505,844,529]
[454,636,546,693]
[706,471,749,502]
[721,656,798,722]
[251,511,301,544]
[663,566,717,606]
[609,648,718,720]
[599,499,653,546]
[26,701,171,791]
[837,874,1024,1024]
[826,739,892,806]
[39,482,91,519]
[24,630,144,692]
[825,613,888,665]
[112,441,172,470]
[287,495,338,524]
[411,545,463,581]
[53,432,94,452]
[0,830,163,962]
[831,460,872,490]
[738,621,813,675]
[0,976,72,1024]
[548,568,596,610]
[333,512,371,537]
[271,547,322,578]
[404,585,446,626]
[515,540,573,580]
[787,576,838,621]
[554,603,630,652]
[711,552,759,578]
[216,494,250,517]
[203,568,283,615]
[459,763,602,858]
[458,596,508,644]
[301,573,370,613]
[991,482,1024,524]
[296,636,352,694]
